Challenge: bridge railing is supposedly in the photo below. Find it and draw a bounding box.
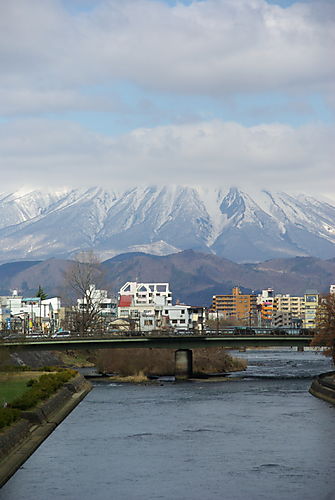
[0,327,315,343]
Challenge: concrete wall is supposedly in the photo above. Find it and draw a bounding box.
[309,371,335,405]
[0,374,91,487]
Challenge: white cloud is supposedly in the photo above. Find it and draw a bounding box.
[0,0,334,114]
[0,118,333,197]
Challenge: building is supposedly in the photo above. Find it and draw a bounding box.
[118,282,172,331]
[188,306,206,331]
[0,291,61,333]
[117,282,203,331]
[119,282,172,306]
[257,289,275,325]
[162,304,191,331]
[77,285,117,318]
[211,287,257,324]
[303,290,319,329]
[272,311,303,329]
[273,294,305,328]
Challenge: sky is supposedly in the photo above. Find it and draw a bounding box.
[0,0,334,198]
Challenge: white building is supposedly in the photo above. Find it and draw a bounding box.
[77,284,117,318]
[118,282,194,332]
[119,282,172,306]
[0,291,61,332]
[162,305,191,331]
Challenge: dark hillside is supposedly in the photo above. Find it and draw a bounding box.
[1,251,334,305]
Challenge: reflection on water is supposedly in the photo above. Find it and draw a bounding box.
[1,349,335,500]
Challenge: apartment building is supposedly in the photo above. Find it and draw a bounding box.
[303,290,319,329]
[274,294,305,327]
[271,291,319,329]
[211,287,257,323]
[257,289,275,324]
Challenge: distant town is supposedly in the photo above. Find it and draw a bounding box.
[1,281,334,336]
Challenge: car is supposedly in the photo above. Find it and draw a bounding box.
[52,330,71,338]
[27,332,49,339]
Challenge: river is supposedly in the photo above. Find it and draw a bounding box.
[1,349,335,500]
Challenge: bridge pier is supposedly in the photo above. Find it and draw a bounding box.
[297,346,304,352]
[175,349,193,380]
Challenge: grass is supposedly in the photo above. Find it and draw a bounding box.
[56,350,95,368]
[108,371,149,383]
[0,372,47,406]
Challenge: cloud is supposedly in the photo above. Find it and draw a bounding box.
[0,0,334,115]
[0,118,333,197]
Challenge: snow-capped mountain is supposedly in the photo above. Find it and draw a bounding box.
[0,186,334,263]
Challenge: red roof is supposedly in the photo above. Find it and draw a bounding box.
[118,295,133,307]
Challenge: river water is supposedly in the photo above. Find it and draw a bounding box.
[2,349,335,500]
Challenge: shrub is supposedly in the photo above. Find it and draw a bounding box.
[0,407,21,430]
[10,370,76,411]
[26,379,37,387]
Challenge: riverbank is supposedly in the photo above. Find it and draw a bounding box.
[0,373,91,487]
[309,371,335,405]
[2,350,334,500]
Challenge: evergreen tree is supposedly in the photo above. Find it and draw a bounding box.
[36,285,48,301]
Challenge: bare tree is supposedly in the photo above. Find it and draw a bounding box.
[63,252,107,336]
[311,293,335,365]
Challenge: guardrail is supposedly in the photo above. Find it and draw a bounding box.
[0,328,315,343]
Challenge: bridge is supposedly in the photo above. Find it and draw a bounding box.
[0,333,314,351]
[1,329,315,378]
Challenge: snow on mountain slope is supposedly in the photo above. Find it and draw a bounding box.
[0,186,333,263]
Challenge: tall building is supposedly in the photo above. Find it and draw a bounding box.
[211,287,257,324]
[303,290,319,329]
[273,294,305,327]
[257,289,275,324]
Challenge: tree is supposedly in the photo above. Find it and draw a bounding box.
[311,293,335,364]
[36,285,48,300]
[62,252,107,336]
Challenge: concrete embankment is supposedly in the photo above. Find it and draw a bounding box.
[0,373,91,487]
[309,371,335,405]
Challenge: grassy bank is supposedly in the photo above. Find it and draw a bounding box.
[0,369,77,430]
[0,372,46,405]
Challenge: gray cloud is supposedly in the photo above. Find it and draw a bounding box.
[0,118,333,197]
[0,0,334,114]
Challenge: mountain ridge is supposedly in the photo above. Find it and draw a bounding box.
[0,186,334,263]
